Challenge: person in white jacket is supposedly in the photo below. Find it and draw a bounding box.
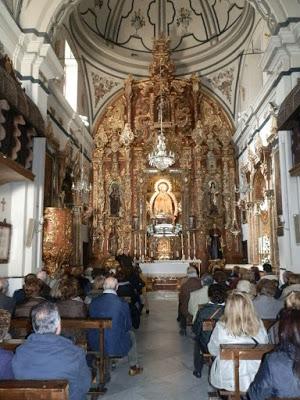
[208,290,269,393]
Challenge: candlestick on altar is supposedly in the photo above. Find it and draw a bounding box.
[193,232,196,259]
[187,231,191,260]
[181,233,185,260]
[144,233,147,257]
[139,233,142,259]
[134,233,137,257]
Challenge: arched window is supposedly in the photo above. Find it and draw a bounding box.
[64,41,78,111]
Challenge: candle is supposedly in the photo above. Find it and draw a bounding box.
[139,233,142,259]
[144,233,147,257]
[134,233,137,256]
[193,232,196,259]
[181,233,184,259]
[187,231,191,260]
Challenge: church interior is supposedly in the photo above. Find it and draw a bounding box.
[1,0,300,399]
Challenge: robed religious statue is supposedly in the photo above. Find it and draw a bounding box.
[153,182,173,216]
[207,223,223,260]
[109,182,121,216]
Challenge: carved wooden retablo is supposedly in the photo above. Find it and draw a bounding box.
[91,36,242,266]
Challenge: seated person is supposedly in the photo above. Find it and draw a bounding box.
[0,278,16,314]
[268,291,300,344]
[247,308,300,399]
[260,262,278,281]
[14,277,45,318]
[0,309,14,379]
[12,301,91,400]
[54,277,87,342]
[178,266,202,335]
[236,280,256,300]
[188,273,214,322]
[192,284,226,378]
[281,273,300,299]
[208,291,268,393]
[253,279,283,319]
[84,275,105,305]
[13,273,36,305]
[55,277,87,318]
[88,277,143,376]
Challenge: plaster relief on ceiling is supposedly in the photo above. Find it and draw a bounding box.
[207,68,235,104]
[78,0,248,53]
[84,58,122,122]
[91,72,119,107]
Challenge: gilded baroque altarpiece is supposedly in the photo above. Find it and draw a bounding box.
[92,38,242,266]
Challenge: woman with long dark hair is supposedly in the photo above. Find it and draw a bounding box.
[247,308,300,399]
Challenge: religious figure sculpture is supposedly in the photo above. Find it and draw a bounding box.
[207,223,223,260]
[109,182,121,216]
[153,182,173,216]
[208,181,219,216]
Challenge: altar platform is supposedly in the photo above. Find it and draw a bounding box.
[140,260,201,277]
[139,260,201,291]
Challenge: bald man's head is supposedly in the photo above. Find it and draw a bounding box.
[103,276,118,291]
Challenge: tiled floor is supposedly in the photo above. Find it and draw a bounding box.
[102,291,212,399]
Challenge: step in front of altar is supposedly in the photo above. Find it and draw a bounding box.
[140,260,201,291]
[146,276,181,291]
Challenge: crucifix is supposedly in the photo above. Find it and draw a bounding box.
[1,197,6,212]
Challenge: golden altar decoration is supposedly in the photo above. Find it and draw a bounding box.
[42,207,72,277]
[91,36,242,266]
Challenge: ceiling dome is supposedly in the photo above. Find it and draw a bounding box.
[70,0,255,77]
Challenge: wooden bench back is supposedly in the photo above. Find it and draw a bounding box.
[262,319,276,330]
[220,344,274,400]
[10,317,112,393]
[0,380,68,400]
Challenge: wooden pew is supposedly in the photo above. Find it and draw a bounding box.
[10,317,112,394]
[219,343,275,400]
[0,379,68,400]
[0,339,24,351]
[262,319,276,330]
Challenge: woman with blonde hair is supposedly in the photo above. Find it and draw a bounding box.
[208,291,268,392]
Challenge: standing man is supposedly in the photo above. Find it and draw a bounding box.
[88,276,143,376]
[12,301,91,400]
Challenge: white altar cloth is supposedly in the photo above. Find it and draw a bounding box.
[140,260,201,276]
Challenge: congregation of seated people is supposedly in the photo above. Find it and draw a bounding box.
[179,262,300,398]
[0,258,147,399]
[2,260,300,398]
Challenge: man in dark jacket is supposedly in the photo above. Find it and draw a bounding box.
[12,301,91,400]
[192,283,226,378]
[178,266,202,335]
[88,276,143,376]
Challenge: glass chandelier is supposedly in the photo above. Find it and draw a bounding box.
[148,63,175,171]
[72,146,91,194]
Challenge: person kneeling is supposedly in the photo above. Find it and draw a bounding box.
[88,276,143,376]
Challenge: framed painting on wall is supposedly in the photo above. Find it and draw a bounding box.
[0,220,12,263]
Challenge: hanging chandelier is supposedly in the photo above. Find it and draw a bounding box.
[72,146,91,194]
[148,62,175,171]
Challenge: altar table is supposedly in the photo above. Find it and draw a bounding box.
[139,259,201,276]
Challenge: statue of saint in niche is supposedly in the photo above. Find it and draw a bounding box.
[109,182,121,216]
[153,182,173,216]
[208,181,219,216]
